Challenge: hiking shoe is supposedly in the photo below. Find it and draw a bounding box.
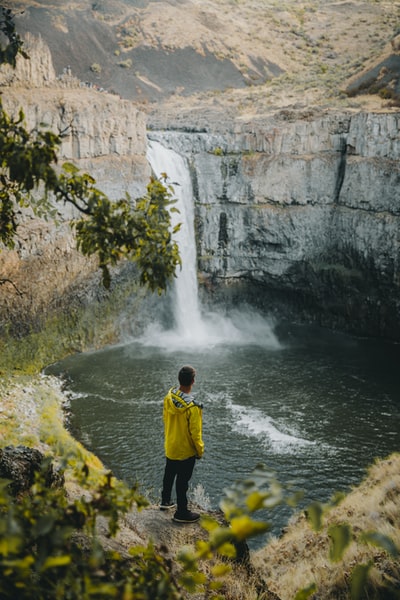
[173,510,200,523]
[160,501,176,511]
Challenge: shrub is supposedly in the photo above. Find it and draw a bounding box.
[90,63,102,74]
[0,458,182,600]
[118,58,132,68]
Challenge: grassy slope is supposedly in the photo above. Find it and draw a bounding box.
[253,454,400,599]
[0,375,104,477]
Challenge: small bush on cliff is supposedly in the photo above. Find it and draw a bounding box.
[0,457,285,600]
[0,458,183,600]
[0,8,180,292]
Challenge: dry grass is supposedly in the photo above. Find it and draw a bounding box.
[138,0,400,117]
[0,374,105,482]
[253,454,400,599]
[134,455,400,600]
[6,0,400,116]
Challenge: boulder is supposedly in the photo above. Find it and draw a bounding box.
[0,445,63,496]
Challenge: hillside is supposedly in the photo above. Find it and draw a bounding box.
[4,0,400,123]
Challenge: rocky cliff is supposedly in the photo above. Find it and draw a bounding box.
[2,32,399,343]
[0,37,150,340]
[149,110,400,340]
[0,33,56,88]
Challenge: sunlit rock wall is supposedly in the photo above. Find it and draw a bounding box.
[149,111,400,339]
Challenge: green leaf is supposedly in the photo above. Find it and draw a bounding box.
[41,555,72,570]
[0,535,22,555]
[230,515,269,541]
[200,515,219,532]
[211,563,231,577]
[179,570,207,593]
[294,582,317,600]
[177,545,197,570]
[217,542,237,559]
[195,540,213,559]
[328,523,351,562]
[361,531,399,557]
[209,527,235,548]
[350,562,372,600]
[61,161,79,174]
[246,490,269,512]
[306,501,324,531]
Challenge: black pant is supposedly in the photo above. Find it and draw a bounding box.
[162,456,196,513]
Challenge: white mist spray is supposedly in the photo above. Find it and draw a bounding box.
[144,140,280,351]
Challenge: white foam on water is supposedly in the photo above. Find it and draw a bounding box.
[191,483,212,511]
[227,401,316,454]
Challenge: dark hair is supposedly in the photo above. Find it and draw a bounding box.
[178,365,196,386]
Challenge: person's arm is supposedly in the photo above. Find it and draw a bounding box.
[189,406,204,458]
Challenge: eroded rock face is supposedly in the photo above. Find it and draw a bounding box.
[2,88,148,202]
[0,446,63,495]
[2,35,399,340]
[1,83,149,337]
[149,111,400,339]
[0,33,56,88]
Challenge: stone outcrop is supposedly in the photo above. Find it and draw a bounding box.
[0,32,56,88]
[2,88,148,203]
[0,445,63,496]
[149,110,400,340]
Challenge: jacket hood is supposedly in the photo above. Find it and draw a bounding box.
[164,387,199,415]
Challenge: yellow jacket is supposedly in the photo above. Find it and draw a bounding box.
[163,387,204,461]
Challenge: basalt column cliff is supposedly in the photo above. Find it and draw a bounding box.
[149,112,400,340]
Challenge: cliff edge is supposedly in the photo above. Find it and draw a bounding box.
[1,374,399,600]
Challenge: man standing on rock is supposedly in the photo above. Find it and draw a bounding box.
[160,365,204,523]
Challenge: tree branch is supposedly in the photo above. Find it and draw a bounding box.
[0,277,23,296]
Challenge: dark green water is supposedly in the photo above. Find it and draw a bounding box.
[46,320,400,542]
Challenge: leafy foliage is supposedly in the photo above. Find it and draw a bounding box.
[0,449,398,600]
[0,7,29,68]
[0,8,180,291]
[0,459,290,600]
[177,464,296,599]
[304,496,399,600]
[0,99,181,290]
[0,460,182,600]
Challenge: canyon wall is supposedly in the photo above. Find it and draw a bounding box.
[0,38,150,338]
[149,111,400,339]
[2,36,399,341]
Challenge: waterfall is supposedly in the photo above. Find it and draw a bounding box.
[143,139,280,351]
[146,140,204,339]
